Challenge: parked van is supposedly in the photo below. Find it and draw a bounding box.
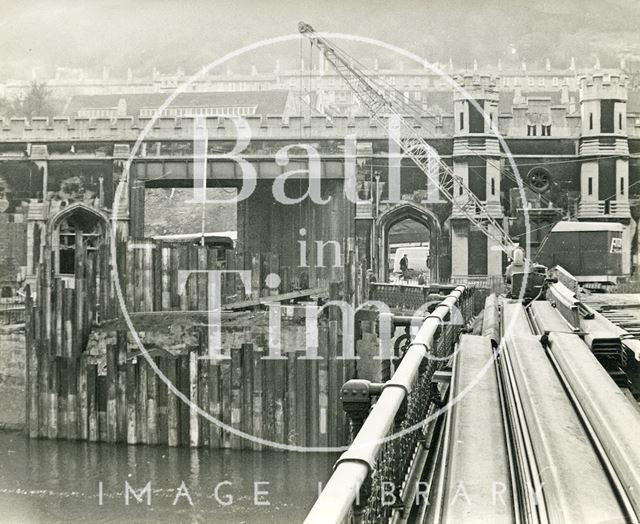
[392,245,430,273]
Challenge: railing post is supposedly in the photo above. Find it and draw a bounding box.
[341,379,384,440]
[341,379,385,522]
[352,476,372,523]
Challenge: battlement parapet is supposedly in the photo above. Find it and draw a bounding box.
[453,73,499,102]
[580,73,627,101]
[0,114,455,142]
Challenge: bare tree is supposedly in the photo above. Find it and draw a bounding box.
[19,81,54,119]
[0,81,55,120]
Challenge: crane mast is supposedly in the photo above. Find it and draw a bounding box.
[298,22,516,254]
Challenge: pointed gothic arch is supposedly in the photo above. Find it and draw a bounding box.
[377,203,442,282]
[49,203,110,276]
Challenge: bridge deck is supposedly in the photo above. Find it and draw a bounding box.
[505,308,626,523]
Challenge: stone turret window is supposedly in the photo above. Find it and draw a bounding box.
[541,125,551,136]
[527,124,537,136]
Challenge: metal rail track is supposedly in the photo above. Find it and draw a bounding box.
[532,302,640,521]
[500,303,550,524]
[420,298,529,524]
[522,301,638,523]
[425,298,640,524]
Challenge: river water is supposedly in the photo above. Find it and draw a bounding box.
[0,431,335,523]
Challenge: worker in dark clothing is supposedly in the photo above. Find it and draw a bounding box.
[366,268,377,299]
[399,254,409,281]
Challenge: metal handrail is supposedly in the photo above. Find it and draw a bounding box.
[304,286,466,524]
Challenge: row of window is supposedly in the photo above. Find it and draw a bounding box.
[527,124,552,136]
[501,76,572,87]
[402,91,422,101]
[586,177,625,196]
[587,105,624,132]
[79,106,259,118]
[78,109,117,118]
[457,177,497,197]
[459,104,493,132]
[139,106,258,117]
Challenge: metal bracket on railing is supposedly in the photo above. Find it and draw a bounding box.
[432,369,452,385]
[341,379,385,438]
[409,342,433,374]
[392,314,428,327]
[382,381,409,426]
[427,370,450,414]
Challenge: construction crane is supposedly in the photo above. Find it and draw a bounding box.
[298,22,517,254]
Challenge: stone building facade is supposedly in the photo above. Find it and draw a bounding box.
[0,70,638,292]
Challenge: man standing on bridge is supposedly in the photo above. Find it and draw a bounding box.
[400,254,409,281]
[505,241,525,284]
[366,268,377,299]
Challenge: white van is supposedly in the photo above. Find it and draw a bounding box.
[392,246,431,273]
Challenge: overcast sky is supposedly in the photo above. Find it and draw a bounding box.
[1,0,639,79]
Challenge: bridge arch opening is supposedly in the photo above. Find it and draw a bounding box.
[378,203,441,283]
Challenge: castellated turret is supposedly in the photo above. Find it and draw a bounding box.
[577,73,631,273]
[579,73,627,138]
[450,74,503,278]
[453,74,500,137]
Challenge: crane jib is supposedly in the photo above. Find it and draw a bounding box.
[298,22,516,254]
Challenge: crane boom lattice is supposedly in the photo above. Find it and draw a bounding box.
[298,22,515,253]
